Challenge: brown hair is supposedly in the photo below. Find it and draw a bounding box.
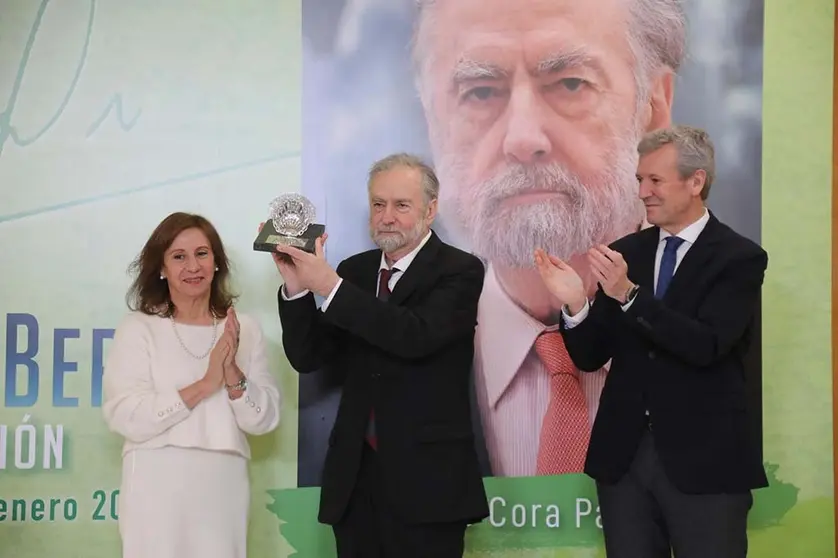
[126,212,237,318]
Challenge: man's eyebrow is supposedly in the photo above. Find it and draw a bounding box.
[451,59,508,83]
[450,48,605,84]
[371,197,412,203]
[535,48,604,76]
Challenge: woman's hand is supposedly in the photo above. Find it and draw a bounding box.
[222,309,242,379]
[204,321,231,390]
[222,308,246,399]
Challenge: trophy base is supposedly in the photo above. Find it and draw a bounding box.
[253,222,326,255]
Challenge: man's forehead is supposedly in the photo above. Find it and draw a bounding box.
[370,190,417,199]
[370,175,423,199]
[371,166,422,185]
[420,0,630,53]
[418,0,633,88]
[423,0,624,21]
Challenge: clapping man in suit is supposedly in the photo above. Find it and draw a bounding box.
[533,125,768,558]
[274,153,489,557]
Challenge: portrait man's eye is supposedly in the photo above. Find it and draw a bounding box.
[461,85,501,102]
[553,77,587,92]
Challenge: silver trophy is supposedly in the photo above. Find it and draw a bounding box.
[253,193,325,254]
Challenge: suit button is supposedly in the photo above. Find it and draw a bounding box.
[648,351,656,359]
[371,373,380,379]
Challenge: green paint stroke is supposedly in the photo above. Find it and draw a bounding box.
[268,463,797,557]
[266,487,333,558]
[750,463,800,528]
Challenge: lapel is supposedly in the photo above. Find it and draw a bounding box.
[630,227,660,290]
[354,249,383,296]
[661,212,724,304]
[388,231,442,305]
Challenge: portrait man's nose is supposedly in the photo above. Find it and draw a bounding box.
[502,86,553,165]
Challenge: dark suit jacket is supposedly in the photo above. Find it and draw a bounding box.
[278,231,490,526]
[561,212,769,494]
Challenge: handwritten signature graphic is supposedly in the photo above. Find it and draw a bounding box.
[0,0,141,161]
[0,0,299,225]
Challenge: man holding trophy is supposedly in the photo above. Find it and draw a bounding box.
[261,153,489,557]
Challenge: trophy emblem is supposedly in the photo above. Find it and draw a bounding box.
[253,193,325,254]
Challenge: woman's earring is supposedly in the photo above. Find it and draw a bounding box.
[215,266,219,271]
[160,274,165,280]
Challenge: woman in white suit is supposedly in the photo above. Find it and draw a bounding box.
[103,212,281,558]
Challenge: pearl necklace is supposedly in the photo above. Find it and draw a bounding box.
[170,314,218,360]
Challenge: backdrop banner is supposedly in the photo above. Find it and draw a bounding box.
[0,1,833,557]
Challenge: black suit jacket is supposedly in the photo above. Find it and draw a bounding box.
[278,231,490,525]
[561,213,769,494]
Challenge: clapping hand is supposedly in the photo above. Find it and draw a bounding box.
[587,245,633,303]
[534,249,587,315]
[205,329,230,390]
[222,308,241,376]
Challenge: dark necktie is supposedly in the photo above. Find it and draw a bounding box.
[655,236,685,299]
[366,267,397,449]
[377,268,394,301]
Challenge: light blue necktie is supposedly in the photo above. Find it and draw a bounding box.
[655,236,685,299]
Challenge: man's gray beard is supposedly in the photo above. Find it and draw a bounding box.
[370,219,427,254]
[436,154,644,268]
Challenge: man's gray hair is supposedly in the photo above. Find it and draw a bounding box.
[368,152,440,206]
[411,0,687,104]
[638,125,715,199]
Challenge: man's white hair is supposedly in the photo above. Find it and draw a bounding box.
[410,0,687,105]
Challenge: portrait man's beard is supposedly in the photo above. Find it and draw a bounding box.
[436,139,645,268]
[370,218,427,254]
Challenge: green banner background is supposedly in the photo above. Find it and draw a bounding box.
[0,0,834,556]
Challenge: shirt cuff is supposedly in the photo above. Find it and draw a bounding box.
[154,389,189,421]
[561,300,590,329]
[281,285,310,301]
[621,291,638,311]
[319,278,343,312]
